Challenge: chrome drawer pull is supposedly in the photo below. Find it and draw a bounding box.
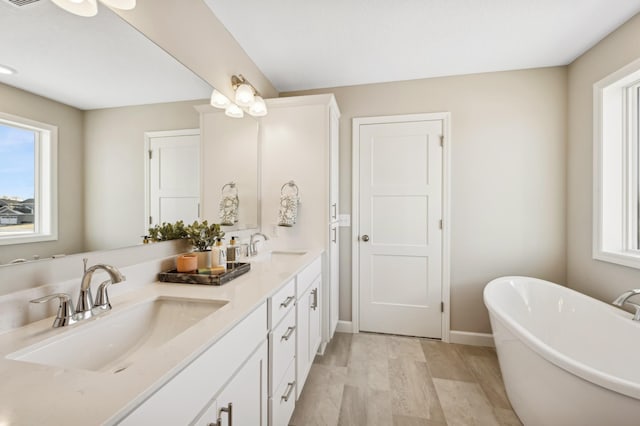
[281,325,296,341]
[212,402,232,426]
[281,381,296,402]
[280,296,295,309]
[311,288,318,310]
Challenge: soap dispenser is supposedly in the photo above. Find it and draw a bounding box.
[212,237,227,270]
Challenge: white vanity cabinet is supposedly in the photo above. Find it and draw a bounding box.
[119,303,268,425]
[262,94,341,348]
[193,341,268,426]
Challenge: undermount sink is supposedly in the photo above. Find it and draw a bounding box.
[7,296,228,374]
[249,250,307,264]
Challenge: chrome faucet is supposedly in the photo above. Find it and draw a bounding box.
[612,289,640,320]
[249,232,269,256]
[76,258,125,319]
[30,259,125,327]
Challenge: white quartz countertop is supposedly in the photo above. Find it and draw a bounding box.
[0,249,322,425]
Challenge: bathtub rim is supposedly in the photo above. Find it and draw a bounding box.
[484,276,640,400]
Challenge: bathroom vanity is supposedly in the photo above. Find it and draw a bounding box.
[0,250,323,425]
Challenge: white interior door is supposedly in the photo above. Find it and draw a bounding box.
[148,131,200,227]
[358,119,443,338]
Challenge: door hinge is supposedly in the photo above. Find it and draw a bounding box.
[149,216,152,225]
[439,219,443,230]
[439,135,444,147]
[441,302,444,313]
[148,150,152,160]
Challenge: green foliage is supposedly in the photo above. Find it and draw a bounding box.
[148,220,187,242]
[185,220,225,252]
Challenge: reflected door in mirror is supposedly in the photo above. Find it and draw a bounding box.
[147,130,200,228]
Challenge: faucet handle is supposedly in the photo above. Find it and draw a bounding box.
[624,301,640,321]
[30,293,77,328]
[94,280,115,312]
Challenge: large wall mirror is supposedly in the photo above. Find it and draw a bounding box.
[0,1,259,266]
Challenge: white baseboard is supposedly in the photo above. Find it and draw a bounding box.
[449,330,494,347]
[335,320,353,333]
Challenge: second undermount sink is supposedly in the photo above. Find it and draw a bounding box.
[7,296,227,374]
[249,250,307,264]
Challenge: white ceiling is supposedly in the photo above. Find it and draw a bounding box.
[0,0,211,110]
[203,0,640,92]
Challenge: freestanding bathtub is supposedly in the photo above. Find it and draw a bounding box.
[484,276,640,426]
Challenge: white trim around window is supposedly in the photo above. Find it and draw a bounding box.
[0,112,58,246]
[593,57,640,269]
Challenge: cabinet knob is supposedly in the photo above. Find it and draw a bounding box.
[361,235,369,242]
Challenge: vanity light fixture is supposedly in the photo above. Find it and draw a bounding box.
[210,89,231,109]
[210,74,268,118]
[225,103,244,119]
[51,0,135,17]
[232,74,268,117]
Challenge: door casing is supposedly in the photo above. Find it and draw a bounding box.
[351,113,451,341]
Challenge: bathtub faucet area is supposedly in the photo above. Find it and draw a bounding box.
[612,289,640,320]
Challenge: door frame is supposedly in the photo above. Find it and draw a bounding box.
[351,113,451,342]
[143,128,200,232]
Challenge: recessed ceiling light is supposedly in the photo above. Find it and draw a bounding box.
[0,65,17,75]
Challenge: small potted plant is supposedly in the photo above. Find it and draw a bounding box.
[185,220,225,267]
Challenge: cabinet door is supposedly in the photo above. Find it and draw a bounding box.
[210,341,268,426]
[329,224,339,338]
[296,286,311,400]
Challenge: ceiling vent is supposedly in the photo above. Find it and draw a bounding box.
[5,0,41,6]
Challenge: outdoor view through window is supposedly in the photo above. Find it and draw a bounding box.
[0,122,36,235]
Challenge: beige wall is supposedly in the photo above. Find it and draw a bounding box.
[285,67,568,333]
[114,0,277,102]
[567,14,640,301]
[0,83,85,264]
[84,100,204,251]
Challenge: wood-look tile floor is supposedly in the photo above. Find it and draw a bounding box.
[290,333,522,426]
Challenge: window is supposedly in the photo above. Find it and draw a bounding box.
[594,58,640,269]
[0,112,57,246]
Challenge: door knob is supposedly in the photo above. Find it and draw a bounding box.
[361,235,369,242]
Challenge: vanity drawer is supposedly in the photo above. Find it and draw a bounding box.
[270,359,296,426]
[269,306,297,395]
[269,278,296,329]
[296,256,321,296]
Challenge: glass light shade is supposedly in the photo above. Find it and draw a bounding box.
[51,0,98,17]
[225,104,244,119]
[210,89,231,109]
[248,96,267,117]
[99,0,136,9]
[235,83,255,107]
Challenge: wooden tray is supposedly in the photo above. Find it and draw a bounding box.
[158,262,251,286]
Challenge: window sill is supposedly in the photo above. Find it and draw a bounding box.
[593,249,640,270]
[0,233,57,247]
